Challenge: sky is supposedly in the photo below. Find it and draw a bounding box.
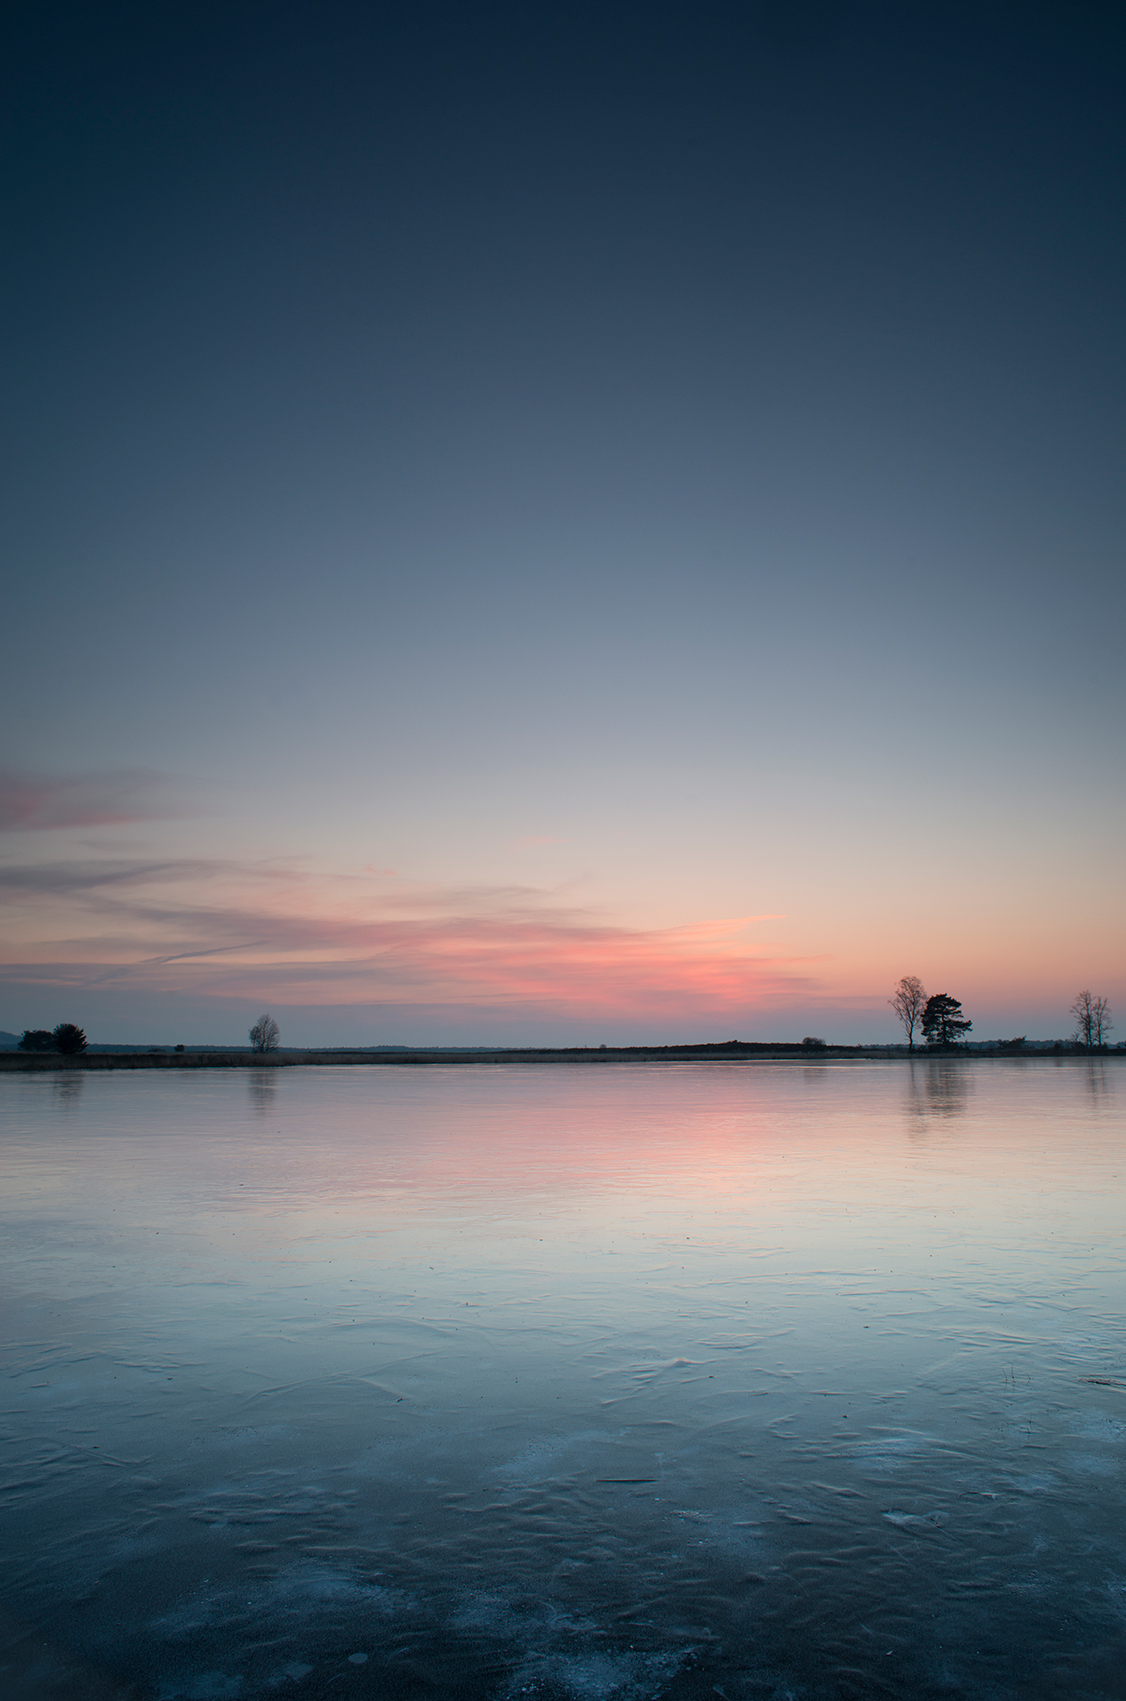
[1,0,1123,1046]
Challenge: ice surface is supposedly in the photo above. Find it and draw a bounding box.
[1,1058,1124,1697]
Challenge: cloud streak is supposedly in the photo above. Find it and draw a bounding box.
[0,855,817,1020]
[0,770,192,832]
[0,859,218,892]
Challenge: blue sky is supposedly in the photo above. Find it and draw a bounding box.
[2,2,1123,1044]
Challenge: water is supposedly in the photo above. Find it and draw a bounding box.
[1,1058,1124,1700]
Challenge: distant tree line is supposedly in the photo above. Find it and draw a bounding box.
[12,1017,283,1055]
[8,998,1115,1060]
[18,1024,87,1055]
[890,978,1114,1051]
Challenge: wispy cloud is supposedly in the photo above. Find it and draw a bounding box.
[0,770,191,832]
[0,859,217,893]
[0,856,818,1019]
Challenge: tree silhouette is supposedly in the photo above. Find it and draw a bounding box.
[889,975,927,1050]
[920,994,972,1049]
[1070,990,1112,1049]
[53,1023,87,1055]
[18,1029,55,1052]
[249,1014,280,1053]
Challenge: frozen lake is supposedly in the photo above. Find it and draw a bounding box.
[2,1058,1125,1700]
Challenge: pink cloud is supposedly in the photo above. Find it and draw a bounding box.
[0,859,819,1020]
[0,770,189,832]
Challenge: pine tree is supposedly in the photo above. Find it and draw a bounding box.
[920,994,972,1049]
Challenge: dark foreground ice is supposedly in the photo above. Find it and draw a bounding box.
[1,1059,1124,1699]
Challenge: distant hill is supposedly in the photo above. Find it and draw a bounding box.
[0,1032,19,1048]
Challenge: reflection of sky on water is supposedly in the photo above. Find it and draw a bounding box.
[1,1061,1125,1699]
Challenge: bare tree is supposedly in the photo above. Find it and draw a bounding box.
[890,975,927,1051]
[1070,990,1112,1049]
[249,1013,280,1053]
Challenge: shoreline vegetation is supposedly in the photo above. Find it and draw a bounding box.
[8,988,1112,1070]
[2,1041,1123,1072]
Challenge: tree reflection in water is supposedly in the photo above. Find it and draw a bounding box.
[905,1055,971,1126]
[248,1068,279,1117]
[1083,1058,1112,1105]
[50,1070,85,1109]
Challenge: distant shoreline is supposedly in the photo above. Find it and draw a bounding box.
[1,1043,1121,1072]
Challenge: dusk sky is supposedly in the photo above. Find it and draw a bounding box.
[2,1,1123,1045]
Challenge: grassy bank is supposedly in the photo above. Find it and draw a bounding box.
[2,1043,1122,1071]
